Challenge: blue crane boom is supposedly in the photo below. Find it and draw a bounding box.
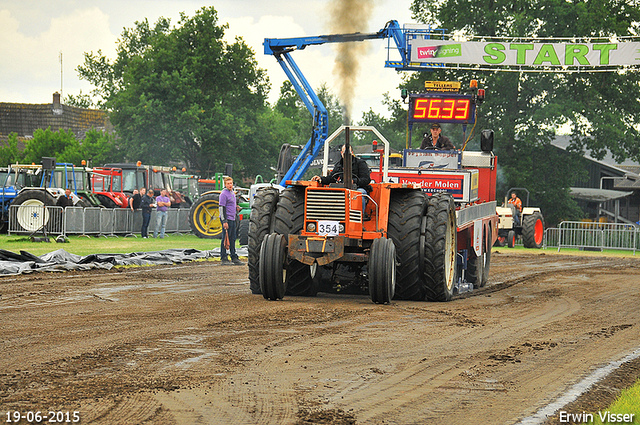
[264,20,443,185]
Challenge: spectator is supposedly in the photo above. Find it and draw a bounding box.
[420,123,455,150]
[129,189,141,211]
[154,189,171,238]
[56,188,73,208]
[140,188,154,238]
[219,177,242,265]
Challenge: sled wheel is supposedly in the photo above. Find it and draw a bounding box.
[507,230,516,248]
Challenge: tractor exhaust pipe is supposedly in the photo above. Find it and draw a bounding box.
[343,126,352,190]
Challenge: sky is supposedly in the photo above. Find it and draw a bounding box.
[0,0,416,120]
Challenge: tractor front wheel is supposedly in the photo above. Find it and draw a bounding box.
[189,193,222,239]
[248,187,280,293]
[369,237,396,304]
[260,233,287,300]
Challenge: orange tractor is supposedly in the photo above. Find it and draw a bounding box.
[250,121,498,304]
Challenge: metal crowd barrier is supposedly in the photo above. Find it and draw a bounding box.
[8,205,193,237]
[544,221,638,254]
[8,205,65,235]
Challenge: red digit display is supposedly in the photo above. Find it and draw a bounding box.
[411,97,472,123]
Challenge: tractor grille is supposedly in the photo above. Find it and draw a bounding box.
[306,190,346,221]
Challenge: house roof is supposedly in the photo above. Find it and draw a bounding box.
[0,94,110,142]
[570,187,633,202]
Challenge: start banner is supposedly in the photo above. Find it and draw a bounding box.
[410,40,640,67]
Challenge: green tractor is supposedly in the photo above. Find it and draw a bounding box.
[188,173,251,243]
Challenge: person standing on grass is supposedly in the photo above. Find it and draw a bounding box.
[154,189,171,239]
[219,177,242,265]
[140,188,154,238]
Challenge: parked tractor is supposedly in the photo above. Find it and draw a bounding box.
[189,172,251,240]
[1,164,42,232]
[495,188,545,248]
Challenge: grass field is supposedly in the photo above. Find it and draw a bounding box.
[0,234,241,257]
[593,379,640,424]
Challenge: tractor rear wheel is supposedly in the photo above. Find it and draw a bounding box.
[424,193,457,302]
[522,212,545,248]
[260,233,287,300]
[13,190,56,232]
[238,219,249,245]
[273,187,318,297]
[248,187,280,293]
[507,230,516,248]
[369,237,396,304]
[188,193,222,239]
[387,190,426,300]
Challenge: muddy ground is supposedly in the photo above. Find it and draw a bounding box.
[1,250,639,424]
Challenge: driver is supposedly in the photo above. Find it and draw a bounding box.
[312,144,372,220]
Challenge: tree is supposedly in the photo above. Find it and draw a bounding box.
[408,0,640,225]
[0,134,23,165]
[77,7,278,180]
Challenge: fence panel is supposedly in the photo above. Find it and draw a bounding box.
[64,207,85,235]
[8,206,194,238]
[99,208,115,236]
[177,209,191,233]
[113,208,132,235]
[9,205,65,235]
[165,209,179,234]
[83,208,102,236]
[550,221,638,254]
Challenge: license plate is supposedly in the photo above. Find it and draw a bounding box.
[317,220,339,236]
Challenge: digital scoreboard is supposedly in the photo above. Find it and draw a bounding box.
[409,94,476,125]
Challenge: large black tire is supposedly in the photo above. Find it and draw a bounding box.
[76,198,92,208]
[273,187,318,297]
[96,194,118,209]
[260,233,287,300]
[12,189,56,232]
[386,190,426,300]
[522,212,545,248]
[507,230,516,248]
[188,193,222,239]
[468,226,492,289]
[248,187,280,293]
[238,219,249,246]
[369,237,396,304]
[424,193,457,302]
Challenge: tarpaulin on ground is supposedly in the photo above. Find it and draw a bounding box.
[0,246,248,276]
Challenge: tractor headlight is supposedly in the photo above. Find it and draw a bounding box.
[339,223,345,233]
[307,222,316,232]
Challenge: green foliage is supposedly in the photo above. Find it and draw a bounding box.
[0,134,23,164]
[64,90,94,109]
[408,0,640,224]
[18,128,120,168]
[77,7,277,180]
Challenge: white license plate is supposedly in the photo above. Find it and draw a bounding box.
[317,220,339,236]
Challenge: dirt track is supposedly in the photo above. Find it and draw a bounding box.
[1,250,639,424]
